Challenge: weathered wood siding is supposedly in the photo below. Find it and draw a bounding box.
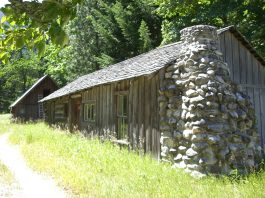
[219,31,265,148]
[13,77,58,120]
[80,75,160,158]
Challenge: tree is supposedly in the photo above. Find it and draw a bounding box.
[139,20,152,53]
[154,0,265,57]
[0,0,81,62]
[0,49,43,112]
[41,44,73,86]
[67,0,162,78]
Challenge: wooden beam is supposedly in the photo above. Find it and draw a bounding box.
[71,94,82,99]
[114,90,129,95]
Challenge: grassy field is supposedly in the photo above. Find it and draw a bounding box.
[0,114,264,197]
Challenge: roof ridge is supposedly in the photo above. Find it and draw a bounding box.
[10,75,48,108]
[217,26,265,66]
[41,42,183,102]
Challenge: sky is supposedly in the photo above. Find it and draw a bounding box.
[0,0,10,8]
[0,0,43,8]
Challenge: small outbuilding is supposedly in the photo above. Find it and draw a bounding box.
[10,75,58,120]
[41,25,263,176]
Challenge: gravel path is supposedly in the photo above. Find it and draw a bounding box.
[0,133,68,198]
[0,178,22,198]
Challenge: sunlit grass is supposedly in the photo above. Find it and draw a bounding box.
[0,114,12,134]
[0,114,264,197]
[0,161,14,185]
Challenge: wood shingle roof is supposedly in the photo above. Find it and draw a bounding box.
[41,42,183,102]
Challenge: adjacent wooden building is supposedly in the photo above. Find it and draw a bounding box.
[10,75,58,120]
[41,26,265,158]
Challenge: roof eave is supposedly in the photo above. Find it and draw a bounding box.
[217,26,265,66]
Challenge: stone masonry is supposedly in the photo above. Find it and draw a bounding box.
[159,25,262,177]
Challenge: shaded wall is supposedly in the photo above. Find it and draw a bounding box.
[12,77,58,120]
[219,31,265,148]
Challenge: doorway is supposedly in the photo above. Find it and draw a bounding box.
[72,97,81,131]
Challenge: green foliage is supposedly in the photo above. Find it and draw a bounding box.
[1,116,263,197]
[0,50,43,112]
[154,0,265,57]
[0,0,80,61]
[0,44,72,112]
[42,44,73,86]
[1,0,162,107]
[67,0,162,78]
[139,20,152,53]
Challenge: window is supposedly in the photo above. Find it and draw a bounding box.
[38,94,44,118]
[84,103,95,122]
[43,89,50,97]
[55,104,65,119]
[64,103,68,117]
[117,95,128,139]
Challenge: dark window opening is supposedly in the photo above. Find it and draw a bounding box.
[43,89,51,97]
[83,103,96,122]
[64,103,68,118]
[117,95,128,139]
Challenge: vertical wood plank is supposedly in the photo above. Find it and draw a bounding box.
[68,98,72,131]
[246,51,253,85]
[103,85,107,130]
[104,85,107,131]
[144,77,151,153]
[96,87,99,134]
[260,88,265,148]
[231,34,240,83]
[258,62,262,86]
[150,76,157,157]
[132,79,138,149]
[106,85,110,130]
[109,84,114,132]
[138,77,145,151]
[239,44,247,84]
[100,85,103,135]
[254,88,261,140]
[260,63,265,86]
[113,83,117,135]
[224,32,233,79]
[263,65,265,86]
[253,59,259,85]
[218,33,226,59]
[128,80,133,145]
[155,74,160,159]
[150,77,154,155]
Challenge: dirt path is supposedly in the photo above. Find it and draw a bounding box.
[0,178,22,198]
[0,133,68,198]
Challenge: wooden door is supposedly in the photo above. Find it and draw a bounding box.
[72,97,81,130]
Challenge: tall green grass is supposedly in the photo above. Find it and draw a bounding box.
[1,114,264,197]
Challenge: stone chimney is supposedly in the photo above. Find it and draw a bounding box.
[159,25,262,177]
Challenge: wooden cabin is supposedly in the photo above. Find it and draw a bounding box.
[41,26,265,159]
[10,75,58,121]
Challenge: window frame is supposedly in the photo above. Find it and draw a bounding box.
[116,93,128,139]
[54,104,65,120]
[83,101,96,122]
